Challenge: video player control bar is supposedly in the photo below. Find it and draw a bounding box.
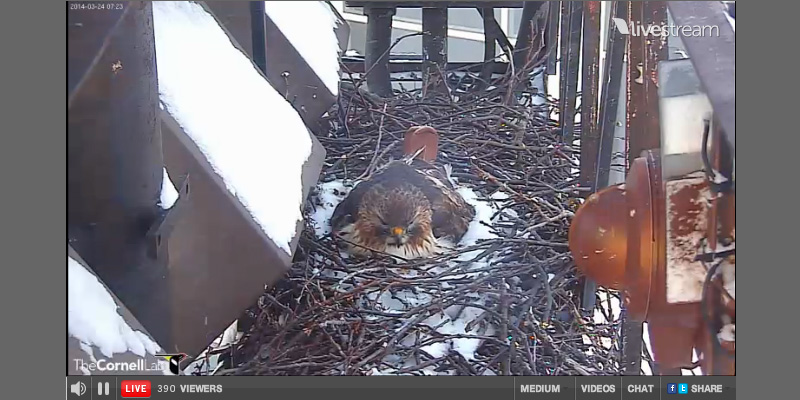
[67,375,735,400]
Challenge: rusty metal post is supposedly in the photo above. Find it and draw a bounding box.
[364,6,395,97]
[558,1,582,143]
[422,7,448,96]
[68,1,172,345]
[622,0,667,376]
[626,1,667,167]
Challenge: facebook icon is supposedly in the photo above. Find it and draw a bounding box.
[678,383,689,394]
[667,383,677,394]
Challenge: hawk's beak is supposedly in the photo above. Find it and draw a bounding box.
[391,227,405,236]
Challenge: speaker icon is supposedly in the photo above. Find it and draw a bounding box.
[70,381,86,397]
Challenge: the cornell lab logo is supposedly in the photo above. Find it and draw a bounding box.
[157,353,188,375]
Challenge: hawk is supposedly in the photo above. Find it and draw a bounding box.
[330,126,476,259]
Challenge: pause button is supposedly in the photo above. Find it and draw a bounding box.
[97,381,111,396]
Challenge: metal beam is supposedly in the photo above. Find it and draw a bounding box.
[544,1,560,76]
[422,7,448,96]
[512,1,547,72]
[667,1,735,153]
[364,6,396,97]
[68,1,171,345]
[558,1,582,143]
[577,1,602,317]
[595,1,628,190]
[578,1,602,193]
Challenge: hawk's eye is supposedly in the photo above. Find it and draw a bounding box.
[376,224,390,235]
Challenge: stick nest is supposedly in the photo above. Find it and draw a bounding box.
[224,73,625,376]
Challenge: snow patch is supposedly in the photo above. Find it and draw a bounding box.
[309,180,351,237]
[159,168,179,210]
[153,1,313,255]
[264,1,342,95]
[68,256,162,359]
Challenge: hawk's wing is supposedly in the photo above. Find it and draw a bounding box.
[411,161,476,241]
[330,180,373,234]
[331,161,475,242]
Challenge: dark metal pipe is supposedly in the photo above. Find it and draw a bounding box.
[364,6,396,97]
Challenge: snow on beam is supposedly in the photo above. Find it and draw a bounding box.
[264,1,343,96]
[68,247,171,376]
[152,1,326,357]
[261,1,347,133]
[154,1,314,255]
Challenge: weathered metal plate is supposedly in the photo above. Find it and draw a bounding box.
[205,1,348,135]
[67,1,129,105]
[664,173,710,304]
[203,2,258,61]
[159,107,326,357]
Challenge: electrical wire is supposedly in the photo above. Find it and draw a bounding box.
[700,258,736,363]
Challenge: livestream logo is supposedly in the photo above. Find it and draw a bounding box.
[612,17,720,37]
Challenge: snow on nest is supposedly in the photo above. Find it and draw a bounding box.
[68,256,162,359]
[264,1,342,96]
[153,1,313,255]
[307,173,521,366]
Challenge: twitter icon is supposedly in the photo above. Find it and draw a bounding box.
[678,383,689,394]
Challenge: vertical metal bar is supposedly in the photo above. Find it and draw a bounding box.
[249,1,267,75]
[545,1,560,75]
[68,1,171,345]
[364,6,395,97]
[558,1,583,144]
[594,1,628,190]
[478,7,497,91]
[578,1,602,193]
[512,1,547,72]
[627,1,666,166]
[622,0,667,376]
[577,1,602,316]
[422,7,448,96]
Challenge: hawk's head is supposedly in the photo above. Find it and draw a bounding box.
[352,182,437,258]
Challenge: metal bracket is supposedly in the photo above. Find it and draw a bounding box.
[146,173,190,260]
